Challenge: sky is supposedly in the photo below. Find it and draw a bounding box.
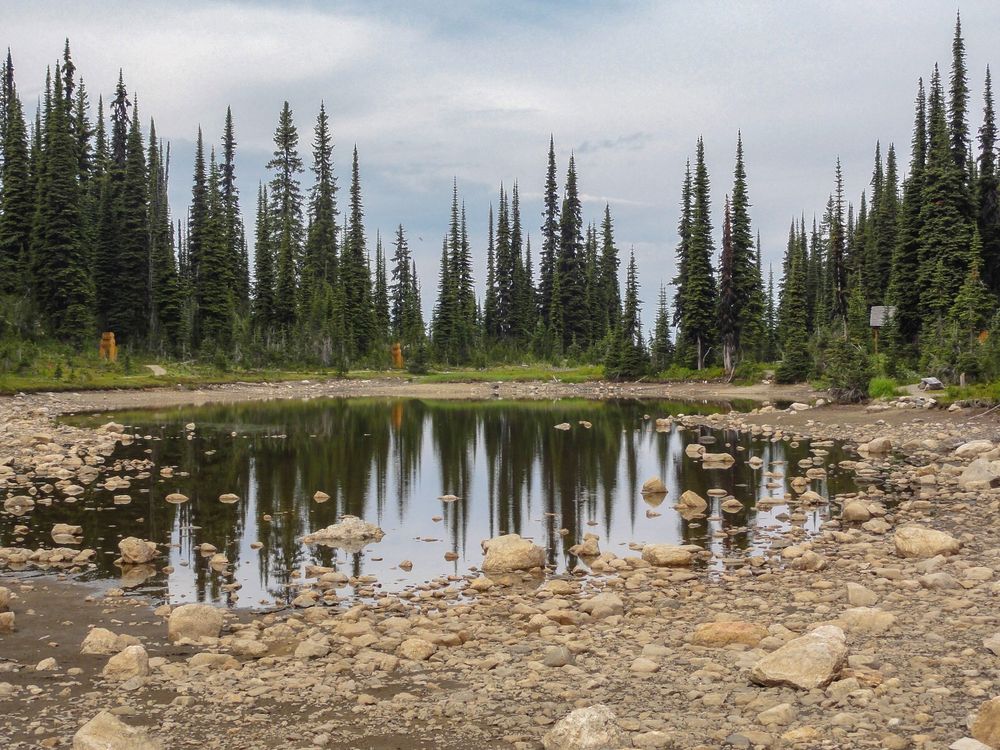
[5,0,1000,319]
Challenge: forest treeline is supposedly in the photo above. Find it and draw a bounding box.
[1,14,998,391]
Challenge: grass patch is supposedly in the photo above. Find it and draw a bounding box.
[868,376,902,400]
[416,364,604,384]
[939,381,1000,405]
[651,365,727,382]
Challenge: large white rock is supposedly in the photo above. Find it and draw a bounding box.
[102,644,149,681]
[542,704,628,750]
[641,544,694,567]
[973,696,1000,748]
[117,537,158,564]
[72,711,163,750]
[167,603,224,643]
[301,516,385,553]
[959,458,1000,490]
[481,534,545,572]
[750,625,848,690]
[81,627,140,655]
[956,440,995,459]
[894,525,961,559]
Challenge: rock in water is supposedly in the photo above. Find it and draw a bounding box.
[973,696,1000,748]
[701,452,736,468]
[750,625,848,690]
[542,704,627,750]
[164,492,189,504]
[72,711,163,750]
[641,544,693,567]
[676,490,708,514]
[218,493,240,504]
[117,537,159,565]
[167,603,224,643]
[569,533,600,557]
[301,516,385,553]
[893,525,961,558]
[481,534,545,572]
[641,476,666,494]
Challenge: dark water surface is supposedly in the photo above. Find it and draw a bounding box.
[2,398,856,607]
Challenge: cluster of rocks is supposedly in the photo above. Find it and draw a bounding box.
[4,385,1000,748]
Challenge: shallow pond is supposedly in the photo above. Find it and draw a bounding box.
[2,397,858,607]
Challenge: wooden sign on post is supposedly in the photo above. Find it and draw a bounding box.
[98,332,117,362]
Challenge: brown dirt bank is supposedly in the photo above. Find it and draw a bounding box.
[1,376,823,416]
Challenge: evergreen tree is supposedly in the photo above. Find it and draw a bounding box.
[827,158,848,323]
[776,219,810,383]
[0,64,31,292]
[887,78,927,347]
[728,133,762,361]
[949,229,996,333]
[978,67,1000,292]
[920,64,973,319]
[555,155,588,350]
[597,204,621,334]
[196,149,234,348]
[494,183,515,336]
[304,102,338,292]
[220,106,248,311]
[110,98,150,346]
[373,231,390,341]
[252,183,276,331]
[510,183,535,338]
[147,120,182,352]
[30,63,93,341]
[389,223,422,344]
[605,249,646,379]
[649,284,674,372]
[340,146,375,358]
[718,195,737,373]
[484,203,497,338]
[538,136,559,323]
[676,138,717,369]
[94,72,129,332]
[948,12,971,181]
[267,102,304,330]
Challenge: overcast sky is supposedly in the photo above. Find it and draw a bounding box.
[6,1,1000,318]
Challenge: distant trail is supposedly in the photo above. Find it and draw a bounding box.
[145,364,167,376]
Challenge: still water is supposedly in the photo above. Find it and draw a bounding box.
[3,398,856,607]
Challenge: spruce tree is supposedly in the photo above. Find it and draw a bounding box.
[649,284,674,372]
[827,158,848,324]
[196,149,234,349]
[373,232,389,341]
[677,138,717,369]
[887,78,927,347]
[948,12,970,181]
[776,221,810,383]
[147,121,182,352]
[484,204,497,338]
[718,195,737,373]
[555,154,587,350]
[978,67,1000,293]
[597,204,621,335]
[0,68,31,292]
[539,136,559,323]
[949,230,995,333]
[94,72,129,333]
[110,98,150,346]
[340,146,375,358]
[220,106,248,311]
[31,63,93,342]
[304,102,338,292]
[920,64,972,319]
[729,133,762,361]
[605,249,646,379]
[252,183,276,332]
[266,102,304,330]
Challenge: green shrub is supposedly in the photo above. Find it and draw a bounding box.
[826,338,873,403]
[868,376,900,400]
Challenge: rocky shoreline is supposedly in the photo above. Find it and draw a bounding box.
[2,382,1000,749]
